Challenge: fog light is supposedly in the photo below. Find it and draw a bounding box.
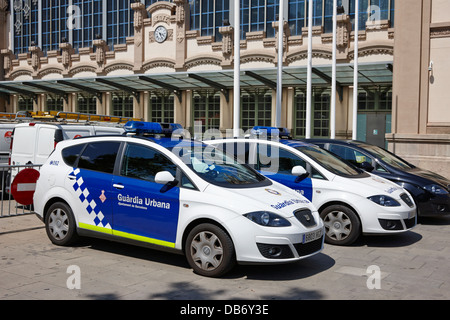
[378,219,403,230]
[267,246,282,257]
[385,221,397,230]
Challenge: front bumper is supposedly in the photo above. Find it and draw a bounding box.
[255,234,324,261]
[416,193,450,217]
[358,199,417,235]
[227,214,325,264]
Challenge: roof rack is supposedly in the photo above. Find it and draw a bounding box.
[0,111,142,124]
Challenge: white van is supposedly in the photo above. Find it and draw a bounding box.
[10,122,124,167]
[0,123,17,165]
[0,123,18,193]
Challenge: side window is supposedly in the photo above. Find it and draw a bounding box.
[311,167,325,180]
[374,161,388,172]
[62,143,86,167]
[257,144,306,174]
[121,143,177,183]
[78,142,120,174]
[180,172,196,190]
[329,144,372,167]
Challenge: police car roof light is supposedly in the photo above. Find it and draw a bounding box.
[124,121,183,135]
[251,126,292,139]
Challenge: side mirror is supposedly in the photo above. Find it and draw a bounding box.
[359,161,374,172]
[155,171,176,185]
[292,166,309,182]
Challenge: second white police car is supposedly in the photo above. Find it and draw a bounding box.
[205,127,417,246]
[33,121,324,277]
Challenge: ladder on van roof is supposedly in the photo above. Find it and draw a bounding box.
[0,111,142,124]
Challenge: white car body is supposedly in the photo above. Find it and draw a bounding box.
[33,132,324,277]
[205,138,417,245]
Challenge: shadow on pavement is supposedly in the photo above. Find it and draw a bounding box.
[351,230,422,248]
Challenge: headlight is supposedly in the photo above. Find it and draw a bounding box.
[368,195,400,207]
[244,211,291,227]
[424,184,449,195]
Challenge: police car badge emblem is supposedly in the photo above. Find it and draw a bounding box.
[99,190,106,203]
[265,188,281,196]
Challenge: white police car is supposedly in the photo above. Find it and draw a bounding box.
[205,127,417,246]
[33,122,324,277]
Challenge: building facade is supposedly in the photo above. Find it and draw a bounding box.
[0,1,447,178]
[388,0,450,179]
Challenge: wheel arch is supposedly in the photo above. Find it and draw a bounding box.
[42,197,70,221]
[318,201,363,227]
[181,218,235,253]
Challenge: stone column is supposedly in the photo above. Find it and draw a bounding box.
[60,42,75,77]
[29,45,43,78]
[219,25,233,68]
[174,0,188,70]
[93,39,108,75]
[131,1,147,73]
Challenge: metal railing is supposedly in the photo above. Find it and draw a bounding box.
[0,164,42,218]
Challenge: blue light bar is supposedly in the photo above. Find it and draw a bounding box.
[124,121,183,135]
[251,126,291,138]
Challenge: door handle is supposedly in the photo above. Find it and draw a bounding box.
[113,183,124,189]
[68,175,76,180]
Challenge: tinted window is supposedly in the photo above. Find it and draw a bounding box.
[78,142,120,174]
[359,144,413,170]
[329,144,373,166]
[257,144,306,174]
[172,145,268,188]
[298,145,363,177]
[61,143,86,167]
[121,143,177,183]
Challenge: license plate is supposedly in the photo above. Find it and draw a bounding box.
[303,228,323,244]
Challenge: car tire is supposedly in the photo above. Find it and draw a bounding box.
[185,223,236,277]
[45,202,79,246]
[320,204,361,246]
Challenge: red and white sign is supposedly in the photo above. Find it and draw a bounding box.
[11,168,40,206]
[4,131,12,143]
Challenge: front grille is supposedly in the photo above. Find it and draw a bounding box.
[294,209,317,228]
[293,236,324,257]
[400,193,414,208]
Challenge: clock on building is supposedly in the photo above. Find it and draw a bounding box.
[154,25,168,43]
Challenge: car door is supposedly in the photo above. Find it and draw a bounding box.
[111,142,180,247]
[255,143,314,201]
[68,141,121,233]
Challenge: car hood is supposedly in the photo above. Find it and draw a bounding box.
[401,167,450,189]
[204,181,317,218]
[332,173,409,199]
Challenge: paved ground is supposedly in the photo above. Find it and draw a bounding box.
[1,213,449,301]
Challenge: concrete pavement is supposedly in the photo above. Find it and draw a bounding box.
[1,213,449,300]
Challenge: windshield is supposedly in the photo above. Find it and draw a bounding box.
[297,145,364,177]
[361,144,413,170]
[171,145,269,188]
